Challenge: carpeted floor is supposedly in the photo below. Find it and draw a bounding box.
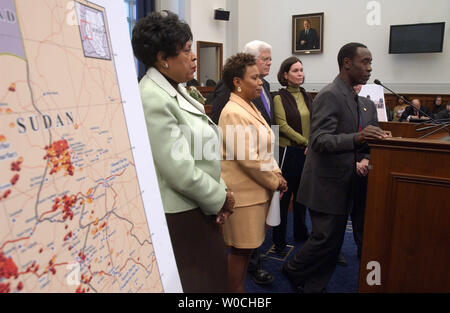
[244,210,361,293]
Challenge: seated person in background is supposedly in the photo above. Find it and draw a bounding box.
[187,78,200,86]
[206,79,217,87]
[399,98,432,122]
[432,96,444,114]
[392,96,408,122]
[435,101,450,120]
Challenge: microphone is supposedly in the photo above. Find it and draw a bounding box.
[418,122,450,139]
[373,79,450,136]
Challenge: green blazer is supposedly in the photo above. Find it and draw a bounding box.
[139,67,227,215]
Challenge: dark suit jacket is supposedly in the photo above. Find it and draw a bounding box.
[208,78,275,125]
[435,109,450,120]
[399,105,432,122]
[296,28,320,50]
[297,76,361,215]
[357,96,379,161]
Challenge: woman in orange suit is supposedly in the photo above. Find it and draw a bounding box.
[218,53,288,293]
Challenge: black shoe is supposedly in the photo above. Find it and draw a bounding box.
[274,245,289,257]
[248,269,274,285]
[336,253,348,267]
[281,265,305,291]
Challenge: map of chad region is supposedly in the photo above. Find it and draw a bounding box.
[0,0,176,293]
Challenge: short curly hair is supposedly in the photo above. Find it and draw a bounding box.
[132,11,192,68]
[277,56,303,86]
[337,42,367,70]
[222,53,256,92]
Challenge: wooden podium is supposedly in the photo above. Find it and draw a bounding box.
[358,122,450,292]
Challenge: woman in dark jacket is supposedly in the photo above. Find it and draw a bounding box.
[272,56,312,254]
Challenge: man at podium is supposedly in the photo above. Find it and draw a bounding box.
[281,42,390,293]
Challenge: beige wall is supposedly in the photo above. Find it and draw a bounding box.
[171,0,450,94]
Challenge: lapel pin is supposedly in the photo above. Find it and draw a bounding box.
[363,107,367,111]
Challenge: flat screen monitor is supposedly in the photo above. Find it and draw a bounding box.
[389,22,445,54]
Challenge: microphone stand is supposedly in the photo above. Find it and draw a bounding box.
[418,122,450,139]
[417,118,450,131]
[373,80,450,136]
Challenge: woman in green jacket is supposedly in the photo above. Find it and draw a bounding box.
[272,56,312,254]
[132,11,234,292]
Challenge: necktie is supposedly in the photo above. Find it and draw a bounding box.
[260,89,271,118]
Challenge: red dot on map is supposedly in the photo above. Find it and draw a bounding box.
[3,190,11,199]
[8,83,16,92]
[10,174,19,185]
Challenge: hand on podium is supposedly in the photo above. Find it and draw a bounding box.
[356,125,390,144]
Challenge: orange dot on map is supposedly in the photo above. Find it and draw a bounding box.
[9,122,15,128]
[6,108,12,114]
[0,135,6,142]
[9,83,16,92]
[74,124,79,129]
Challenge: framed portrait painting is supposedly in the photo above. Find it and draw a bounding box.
[292,13,324,54]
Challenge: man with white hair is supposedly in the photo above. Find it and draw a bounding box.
[206,40,275,286]
[208,40,274,126]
